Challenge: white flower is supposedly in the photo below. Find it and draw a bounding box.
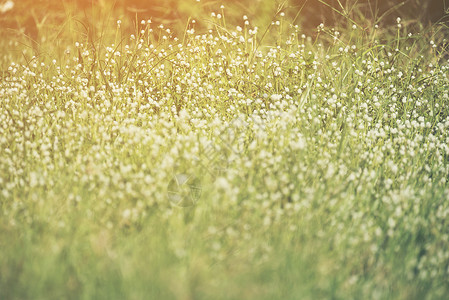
[270,94,282,101]
[0,0,14,13]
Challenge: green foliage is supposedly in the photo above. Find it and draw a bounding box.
[1,2,449,299]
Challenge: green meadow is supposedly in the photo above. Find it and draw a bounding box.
[1,1,448,299]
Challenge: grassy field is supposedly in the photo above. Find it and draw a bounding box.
[1,1,449,299]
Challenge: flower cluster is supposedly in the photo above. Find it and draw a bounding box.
[1,15,448,298]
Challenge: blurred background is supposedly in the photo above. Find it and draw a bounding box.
[0,0,448,49]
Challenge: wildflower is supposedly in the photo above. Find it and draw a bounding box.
[0,0,14,13]
[270,94,282,101]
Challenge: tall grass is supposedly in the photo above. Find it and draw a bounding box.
[0,1,448,299]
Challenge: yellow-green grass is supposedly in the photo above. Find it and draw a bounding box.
[1,2,449,299]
